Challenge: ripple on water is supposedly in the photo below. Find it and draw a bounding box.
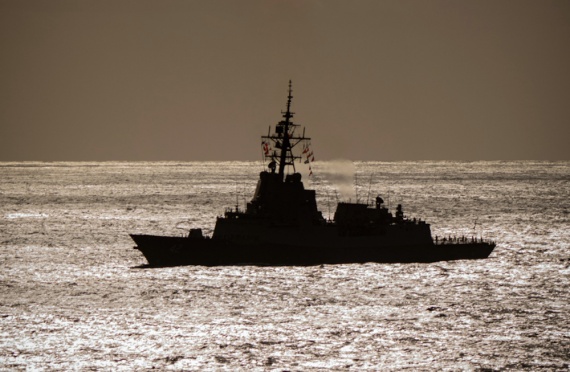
[0,161,569,370]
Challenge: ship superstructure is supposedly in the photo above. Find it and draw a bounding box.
[130,82,495,266]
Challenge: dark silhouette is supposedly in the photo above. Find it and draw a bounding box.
[130,82,495,267]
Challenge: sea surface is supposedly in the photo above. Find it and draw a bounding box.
[0,161,569,371]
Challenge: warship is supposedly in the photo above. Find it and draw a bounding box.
[130,82,495,266]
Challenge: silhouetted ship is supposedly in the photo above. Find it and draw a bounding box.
[130,82,495,266]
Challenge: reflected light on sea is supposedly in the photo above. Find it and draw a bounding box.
[0,161,569,370]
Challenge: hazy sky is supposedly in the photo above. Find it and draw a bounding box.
[1,0,569,161]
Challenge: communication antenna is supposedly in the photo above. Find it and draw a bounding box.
[355,172,359,203]
[366,173,374,206]
[235,180,239,212]
[327,189,332,221]
[243,181,247,211]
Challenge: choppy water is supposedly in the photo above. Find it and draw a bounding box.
[1,161,569,371]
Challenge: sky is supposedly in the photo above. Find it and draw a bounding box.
[1,0,569,161]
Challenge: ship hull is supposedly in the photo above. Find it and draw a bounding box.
[130,234,496,267]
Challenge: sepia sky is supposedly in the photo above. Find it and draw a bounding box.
[1,0,569,161]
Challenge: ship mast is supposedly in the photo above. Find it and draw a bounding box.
[277,81,294,181]
[261,80,311,182]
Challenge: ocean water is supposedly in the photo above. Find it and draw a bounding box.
[0,161,569,371]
